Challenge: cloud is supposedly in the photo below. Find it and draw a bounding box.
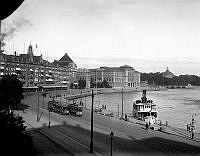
[1,17,32,47]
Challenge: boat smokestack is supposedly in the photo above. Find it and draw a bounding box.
[141,90,147,103]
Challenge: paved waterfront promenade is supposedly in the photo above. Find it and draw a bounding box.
[17,90,200,155]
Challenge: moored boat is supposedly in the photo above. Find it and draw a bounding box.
[132,90,158,121]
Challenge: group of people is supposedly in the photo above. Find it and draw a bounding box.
[187,115,195,139]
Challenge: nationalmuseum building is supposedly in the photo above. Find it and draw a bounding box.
[0,44,77,87]
[89,65,140,88]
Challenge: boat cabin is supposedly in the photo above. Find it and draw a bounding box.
[133,90,157,120]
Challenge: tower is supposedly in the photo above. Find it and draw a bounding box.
[27,44,34,62]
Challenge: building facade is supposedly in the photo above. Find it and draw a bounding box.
[89,65,140,88]
[0,44,77,87]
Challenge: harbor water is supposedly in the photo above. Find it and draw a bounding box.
[83,88,200,132]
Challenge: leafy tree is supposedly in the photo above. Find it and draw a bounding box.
[0,74,23,111]
[100,80,112,88]
[141,72,200,86]
[90,78,95,88]
[0,111,36,155]
[78,79,86,89]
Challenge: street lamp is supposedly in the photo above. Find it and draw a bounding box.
[121,87,123,119]
[48,108,51,128]
[110,131,114,156]
[96,69,97,95]
[90,90,94,153]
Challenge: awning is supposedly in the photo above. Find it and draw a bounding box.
[62,81,69,84]
[48,79,53,81]
[16,67,21,71]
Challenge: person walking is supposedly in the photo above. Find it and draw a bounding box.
[145,122,149,130]
[125,114,127,121]
[191,128,194,139]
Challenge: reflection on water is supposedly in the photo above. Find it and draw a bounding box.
[84,88,200,132]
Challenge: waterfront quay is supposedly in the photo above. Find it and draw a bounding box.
[16,89,200,156]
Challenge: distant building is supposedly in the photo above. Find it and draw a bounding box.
[89,65,140,88]
[162,67,175,78]
[0,44,77,87]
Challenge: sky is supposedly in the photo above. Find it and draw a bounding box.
[1,0,200,75]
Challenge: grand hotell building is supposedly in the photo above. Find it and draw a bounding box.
[0,45,141,89]
[0,44,77,88]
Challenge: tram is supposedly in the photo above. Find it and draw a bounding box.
[67,103,83,116]
[48,100,69,115]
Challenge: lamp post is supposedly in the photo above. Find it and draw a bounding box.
[90,90,94,153]
[96,70,97,95]
[37,88,40,121]
[121,87,124,119]
[110,131,114,156]
[48,108,51,128]
[0,20,1,53]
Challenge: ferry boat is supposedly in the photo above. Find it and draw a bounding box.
[132,90,158,121]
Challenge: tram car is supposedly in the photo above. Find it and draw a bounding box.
[48,100,69,115]
[67,103,83,116]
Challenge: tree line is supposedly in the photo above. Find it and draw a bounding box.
[70,78,112,89]
[141,72,200,86]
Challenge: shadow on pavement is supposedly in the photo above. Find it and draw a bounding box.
[27,121,200,156]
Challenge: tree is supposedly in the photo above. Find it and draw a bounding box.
[0,74,23,111]
[0,111,36,155]
[90,78,95,88]
[141,72,200,86]
[78,79,86,89]
[100,80,112,88]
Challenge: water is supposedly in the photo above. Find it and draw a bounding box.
[83,88,200,132]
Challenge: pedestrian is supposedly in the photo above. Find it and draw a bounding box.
[187,124,188,131]
[145,122,148,130]
[125,114,127,121]
[191,128,194,139]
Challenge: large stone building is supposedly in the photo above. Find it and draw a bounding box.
[0,44,77,87]
[89,65,140,88]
